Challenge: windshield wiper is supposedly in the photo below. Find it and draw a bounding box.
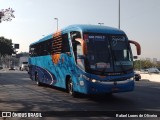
[111,50,127,74]
[108,38,126,73]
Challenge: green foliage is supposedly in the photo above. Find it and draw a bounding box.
[134,59,160,70]
[0,36,14,56]
[16,52,29,58]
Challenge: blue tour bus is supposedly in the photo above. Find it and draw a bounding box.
[28,24,141,96]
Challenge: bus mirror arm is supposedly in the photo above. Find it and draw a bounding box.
[75,38,87,55]
[129,40,141,55]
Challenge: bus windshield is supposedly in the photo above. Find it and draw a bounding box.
[110,36,133,73]
[83,33,133,75]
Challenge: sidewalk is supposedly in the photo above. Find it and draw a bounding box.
[0,68,7,73]
[140,73,160,83]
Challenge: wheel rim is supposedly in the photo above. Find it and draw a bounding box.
[68,80,73,95]
[35,74,40,85]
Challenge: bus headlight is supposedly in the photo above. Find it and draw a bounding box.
[130,77,134,80]
[91,79,97,83]
[81,75,99,83]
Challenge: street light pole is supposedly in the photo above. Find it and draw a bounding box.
[54,18,58,31]
[118,0,121,29]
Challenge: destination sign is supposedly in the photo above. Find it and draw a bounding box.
[88,35,106,41]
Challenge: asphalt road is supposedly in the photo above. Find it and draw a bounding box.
[0,70,160,120]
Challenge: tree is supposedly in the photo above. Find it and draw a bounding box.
[0,8,15,23]
[0,37,14,56]
[16,52,29,58]
[134,59,157,70]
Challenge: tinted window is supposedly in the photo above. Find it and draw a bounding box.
[52,33,70,54]
[29,39,53,57]
[62,33,70,53]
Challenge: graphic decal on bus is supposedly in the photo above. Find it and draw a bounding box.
[52,31,62,64]
[31,65,57,85]
[52,54,61,64]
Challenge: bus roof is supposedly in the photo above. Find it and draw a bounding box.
[30,24,125,45]
[63,24,125,34]
[30,33,53,46]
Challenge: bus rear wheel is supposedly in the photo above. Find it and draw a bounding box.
[35,73,41,86]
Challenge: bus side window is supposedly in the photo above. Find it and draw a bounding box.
[30,39,54,57]
[77,43,83,56]
[38,43,43,56]
[29,45,35,57]
[47,39,53,54]
[34,44,38,57]
[62,33,70,53]
[39,43,43,56]
[42,39,52,55]
[70,31,81,42]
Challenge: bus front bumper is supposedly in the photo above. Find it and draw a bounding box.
[83,79,135,95]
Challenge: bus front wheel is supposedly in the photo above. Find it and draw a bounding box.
[67,78,77,97]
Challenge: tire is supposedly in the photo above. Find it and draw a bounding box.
[135,78,139,81]
[105,93,113,97]
[35,73,42,86]
[67,78,77,97]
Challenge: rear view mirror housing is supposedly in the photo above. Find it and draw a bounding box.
[133,56,138,59]
[129,40,141,55]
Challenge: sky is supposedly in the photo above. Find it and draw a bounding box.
[0,0,160,60]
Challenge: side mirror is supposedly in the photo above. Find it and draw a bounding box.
[75,38,87,55]
[129,40,141,55]
[133,56,138,59]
